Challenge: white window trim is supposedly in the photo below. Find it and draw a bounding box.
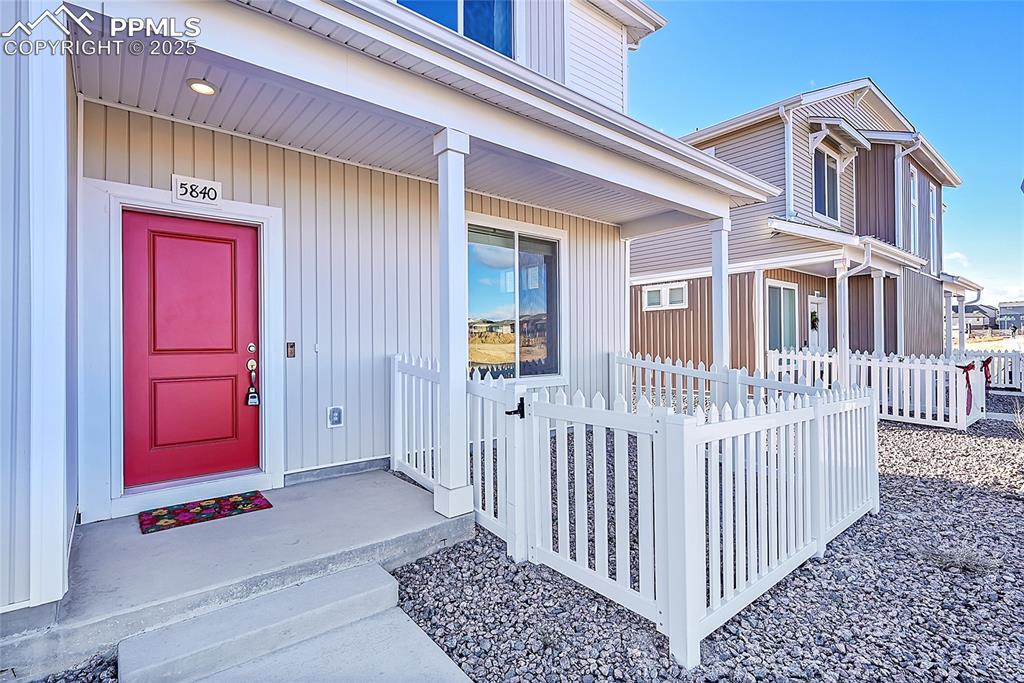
[766,279,800,351]
[398,0,516,59]
[928,182,938,274]
[466,211,568,388]
[909,166,919,256]
[812,144,842,227]
[807,294,829,352]
[641,281,689,311]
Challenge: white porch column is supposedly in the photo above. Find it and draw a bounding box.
[944,291,954,358]
[957,295,966,353]
[835,260,851,385]
[710,217,732,369]
[872,271,886,356]
[433,128,473,518]
[895,273,906,355]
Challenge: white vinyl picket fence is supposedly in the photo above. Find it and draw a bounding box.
[956,350,1023,391]
[390,354,440,489]
[767,349,986,430]
[765,348,839,387]
[611,352,818,412]
[391,354,880,668]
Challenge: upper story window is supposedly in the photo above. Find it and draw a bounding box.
[642,282,689,311]
[909,166,919,256]
[468,224,560,379]
[813,147,840,223]
[928,182,938,274]
[399,0,513,57]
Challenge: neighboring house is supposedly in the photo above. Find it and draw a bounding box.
[996,301,1024,331]
[953,303,997,333]
[1,0,779,667]
[629,79,982,370]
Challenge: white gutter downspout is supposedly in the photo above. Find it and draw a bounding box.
[835,243,875,385]
[780,106,795,217]
[893,135,922,249]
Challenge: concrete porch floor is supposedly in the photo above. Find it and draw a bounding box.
[1,470,475,681]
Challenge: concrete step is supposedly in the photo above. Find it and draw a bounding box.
[118,563,397,683]
[198,608,469,683]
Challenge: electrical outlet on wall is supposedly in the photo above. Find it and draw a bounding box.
[326,406,344,429]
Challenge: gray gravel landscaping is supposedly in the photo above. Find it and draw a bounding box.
[986,390,1023,416]
[395,420,1024,682]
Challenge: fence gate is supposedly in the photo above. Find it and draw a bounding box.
[522,389,669,629]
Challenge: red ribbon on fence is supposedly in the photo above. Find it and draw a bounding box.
[956,361,976,416]
[981,356,994,388]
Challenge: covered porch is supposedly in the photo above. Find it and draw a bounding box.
[5,0,775,635]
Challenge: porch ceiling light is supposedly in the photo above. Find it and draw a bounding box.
[187,78,217,96]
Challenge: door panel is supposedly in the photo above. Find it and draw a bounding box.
[123,210,260,487]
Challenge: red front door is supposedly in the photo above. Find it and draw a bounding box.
[122,210,260,487]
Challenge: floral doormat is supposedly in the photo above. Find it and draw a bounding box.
[138,491,272,534]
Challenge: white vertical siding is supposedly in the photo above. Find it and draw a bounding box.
[564,0,626,111]
[518,0,565,82]
[80,102,626,477]
[1,1,32,607]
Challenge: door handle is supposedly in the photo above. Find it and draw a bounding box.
[250,369,257,387]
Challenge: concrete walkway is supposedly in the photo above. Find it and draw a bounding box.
[1,470,474,681]
[200,608,470,682]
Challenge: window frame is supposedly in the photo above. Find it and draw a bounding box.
[466,211,567,388]
[398,0,515,58]
[909,166,919,256]
[812,144,842,226]
[641,281,689,311]
[928,181,938,274]
[766,279,800,351]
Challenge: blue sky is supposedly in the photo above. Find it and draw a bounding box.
[628,1,1024,305]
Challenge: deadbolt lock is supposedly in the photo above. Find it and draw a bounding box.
[246,359,258,371]
[247,342,257,353]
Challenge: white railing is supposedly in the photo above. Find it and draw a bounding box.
[849,353,985,430]
[466,370,525,554]
[666,385,877,665]
[766,348,839,387]
[767,349,987,430]
[956,350,1023,391]
[521,383,877,667]
[390,354,440,489]
[390,354,880,669]
[611,352,818,413]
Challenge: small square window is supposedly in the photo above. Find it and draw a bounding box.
[646,288,662,308]
[668,286,686,306]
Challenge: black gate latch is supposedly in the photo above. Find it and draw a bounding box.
[504,396,525,419]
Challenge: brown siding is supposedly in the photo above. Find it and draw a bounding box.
[903,267,944,356]
[847,275,901,355]
[855,143,896,242]
[765,269,832,349]
[629,273,755,369]
[901,158,944,275]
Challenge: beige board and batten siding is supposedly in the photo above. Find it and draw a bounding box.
[565,0,627,112]
[631,119,825,277]
[629,274,757,371]
[80,101,626,475]
[518,0,565,82]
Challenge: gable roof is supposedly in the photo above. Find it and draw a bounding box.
[681,78,913,146]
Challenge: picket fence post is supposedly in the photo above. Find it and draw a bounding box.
[867,387,881,514]
[726,368,742,407]
[507,383,530,562]
[809,394,828,558]
[391,355,403,472]
[665,411,704,668]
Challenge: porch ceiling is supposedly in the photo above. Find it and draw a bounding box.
[71,18,694,226]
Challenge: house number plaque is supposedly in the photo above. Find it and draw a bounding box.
[171,174,222,208]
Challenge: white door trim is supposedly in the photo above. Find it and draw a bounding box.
[807,294,829,351]
[77,178,286,521]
